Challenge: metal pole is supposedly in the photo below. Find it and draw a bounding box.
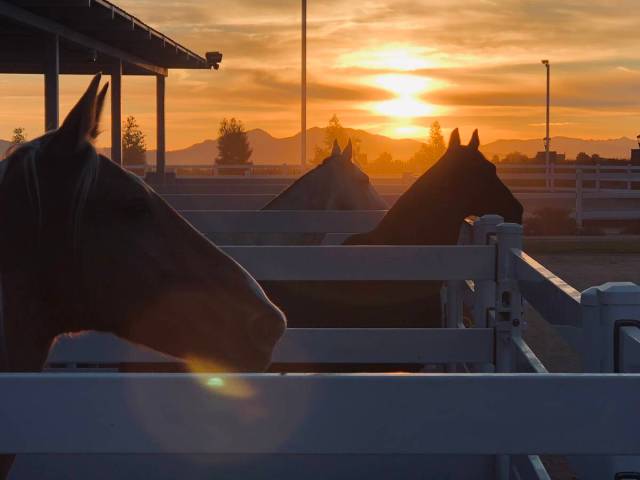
[156,75,166,179]
[301,0,307,168]
[542,60,550,189]
[111,60,122,165]
[44,33,59,131]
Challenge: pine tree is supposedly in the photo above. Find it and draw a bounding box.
[428,121,446,158]
[122,116,147,165]
[312,114,366,165]
[216,118,252,165]
[11,127,26,145]
[407,121,447,173]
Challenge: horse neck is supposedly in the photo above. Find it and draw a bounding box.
[1,261,87,372]
[355,177,469,245]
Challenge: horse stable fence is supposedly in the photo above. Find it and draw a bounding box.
[3,216,640,480]
[152,175,640,225]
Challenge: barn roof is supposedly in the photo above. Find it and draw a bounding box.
[0,0,221,75]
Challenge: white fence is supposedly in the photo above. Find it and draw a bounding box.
[145,164,640,225]
[3,214,640,480]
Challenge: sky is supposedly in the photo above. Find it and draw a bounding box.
[2,0,640,150]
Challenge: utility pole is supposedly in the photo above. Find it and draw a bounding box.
[542,59,550,189]
[301,0,307,168]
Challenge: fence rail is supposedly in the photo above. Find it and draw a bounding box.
[4,215,640,480]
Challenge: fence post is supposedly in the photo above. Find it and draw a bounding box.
[575,169,583,230]
[595,163,600,191]
[573,282,640,480]
[550,162,555,191]
[472,215,503,329]
[493,223,523,480]
[493,223,523,373]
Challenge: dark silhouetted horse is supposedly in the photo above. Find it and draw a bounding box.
[345,128,522,245]
[264,139,388,211]
[0,75,286,477]
[264,129,523,335]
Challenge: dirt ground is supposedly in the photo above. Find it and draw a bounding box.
[519,249,640,479]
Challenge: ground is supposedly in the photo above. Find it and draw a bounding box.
[519,237,640,479]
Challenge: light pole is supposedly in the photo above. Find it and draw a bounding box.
[542,59,550,189]
[301,0,307,168]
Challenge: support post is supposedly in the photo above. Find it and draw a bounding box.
[472,215,503,329]
[575,169,583,230]
[573,283,640,479]
[156,75,166,179]
[493,223,523,372]
[111,60,122,165]
[493,222,523,480]
[300,0,307,168]
[44,33,59,131]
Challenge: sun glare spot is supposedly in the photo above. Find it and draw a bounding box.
[372,97,437,118]
[372,74,434,96]
[390,125,429,138]
[338,45,439,71]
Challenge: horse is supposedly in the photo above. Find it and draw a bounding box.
[345,128,523,245]
[264,139,388,211]
[0,75,286,477]
[210,139,387,246]
[263,129,523,334]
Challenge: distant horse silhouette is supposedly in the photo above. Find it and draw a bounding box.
[345,128,523,244]
[264,129,523,333]
[210,139,387,245]
[264,139,388,211]
[0,75,285,477]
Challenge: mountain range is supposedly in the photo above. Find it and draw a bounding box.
[2,129,638,164]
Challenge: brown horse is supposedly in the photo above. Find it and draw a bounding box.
[345,128,523,245]
[0,75,286,476]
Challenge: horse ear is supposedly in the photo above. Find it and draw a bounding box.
[50,73,103,153]
[342,139,353,162]
[331,139,341,157]
[468,129,480,150]
[448,128,461,150]
[91,82,109,140]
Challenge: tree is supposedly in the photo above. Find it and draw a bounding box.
[428,121,446,158]
[216,117,252,165]
[503,151,529,164]
[312,114,366,165]
[407,121,447,173]
[491,154,500,164]
[122,116,147,165]
[11,127,26,145]
[576,152,591,164]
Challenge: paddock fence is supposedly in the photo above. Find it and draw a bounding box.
[0,213,632,479]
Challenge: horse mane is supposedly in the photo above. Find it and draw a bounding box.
[2,136,100,245]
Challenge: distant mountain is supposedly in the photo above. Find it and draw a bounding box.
[3,132,637,164]
[481,136,638,160]
[125,128,426,166]
[151,132,639,165]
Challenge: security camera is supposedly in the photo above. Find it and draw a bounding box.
[206,51,223,70]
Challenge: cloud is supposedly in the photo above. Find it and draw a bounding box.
[3,0,640,148]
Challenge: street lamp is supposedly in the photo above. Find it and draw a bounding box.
[541,59,550,189]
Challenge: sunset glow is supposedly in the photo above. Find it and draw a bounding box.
[2,1,640,149]
[337,45,440,71]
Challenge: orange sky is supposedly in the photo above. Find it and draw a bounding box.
[2,1,640,150]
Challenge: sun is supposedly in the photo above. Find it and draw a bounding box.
[363,73,444,122]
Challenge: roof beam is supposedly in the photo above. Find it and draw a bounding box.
[0,0,167,76]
